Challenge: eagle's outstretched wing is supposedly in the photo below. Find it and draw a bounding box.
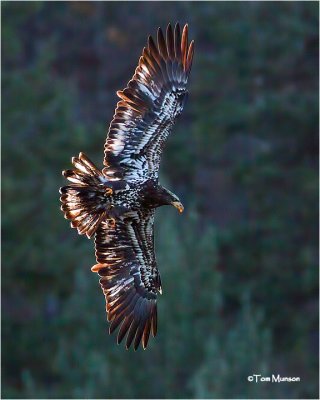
[60,23,195,350]
[92,209,161,350]
[103,23,194,181]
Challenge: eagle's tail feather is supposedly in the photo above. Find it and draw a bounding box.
[60,153,112,239]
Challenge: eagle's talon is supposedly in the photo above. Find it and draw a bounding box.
[105,187,113,195]
[108,218,116,228]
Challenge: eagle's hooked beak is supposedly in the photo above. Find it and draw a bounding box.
[172,201,184,214]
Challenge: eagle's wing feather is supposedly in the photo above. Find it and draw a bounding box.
[103,23,194,181]
[93,209,160,350]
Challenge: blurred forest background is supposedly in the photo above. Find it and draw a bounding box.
[2,1,319,399]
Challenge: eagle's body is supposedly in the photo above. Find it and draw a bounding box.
[60,23,194,350]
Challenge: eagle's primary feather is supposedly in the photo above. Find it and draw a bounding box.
[60,23,194,350]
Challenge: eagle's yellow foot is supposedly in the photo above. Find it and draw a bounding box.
[107,218,116,228]
[91,263,105,273]
[105,187,113,195]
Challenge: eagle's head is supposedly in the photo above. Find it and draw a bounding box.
[142,181,184,213]
[154,188,184,213]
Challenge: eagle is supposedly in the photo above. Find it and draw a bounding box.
[60,23,194,350]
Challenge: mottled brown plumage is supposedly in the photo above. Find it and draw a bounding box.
[60,23,194,350]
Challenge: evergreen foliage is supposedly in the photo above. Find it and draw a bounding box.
[2,2,318,398]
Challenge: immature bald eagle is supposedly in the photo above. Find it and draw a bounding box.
[60,23,194,350]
